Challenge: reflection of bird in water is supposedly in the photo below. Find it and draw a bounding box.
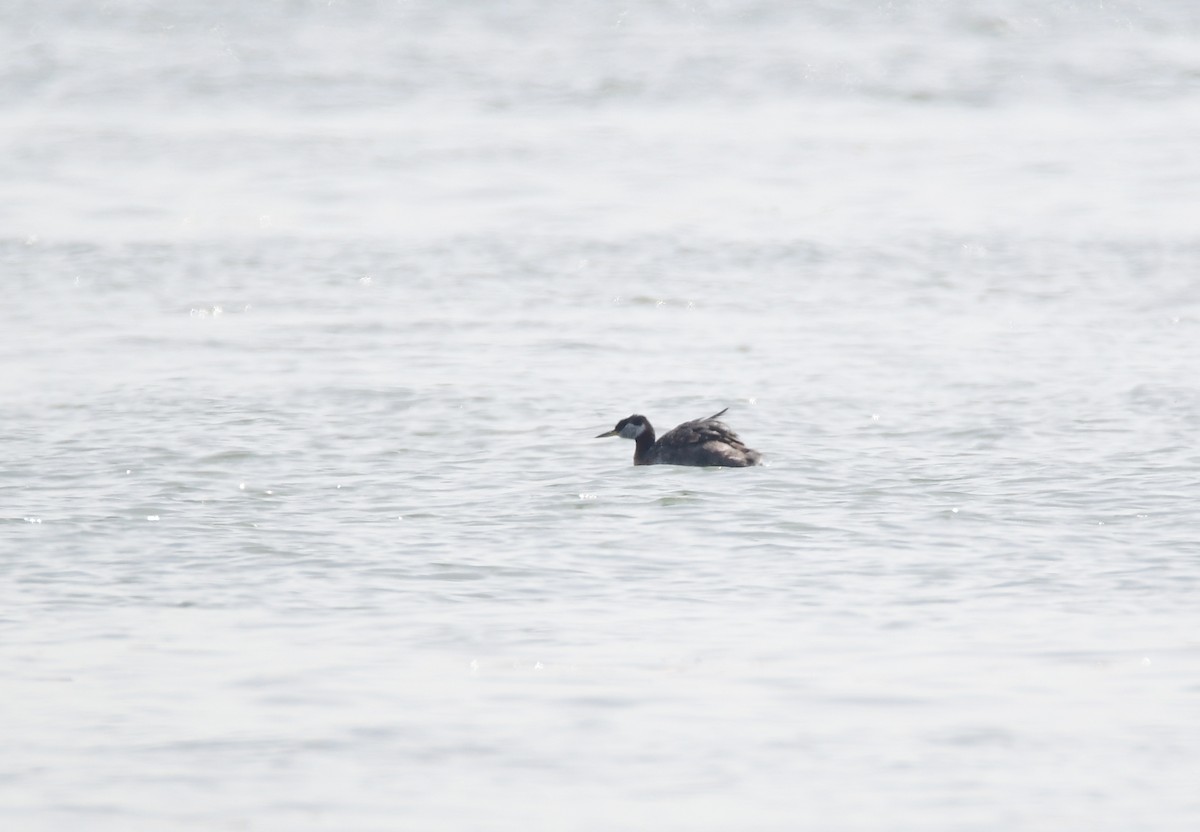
[595,408,762,467]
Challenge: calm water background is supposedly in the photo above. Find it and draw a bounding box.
[3,1,1199,829]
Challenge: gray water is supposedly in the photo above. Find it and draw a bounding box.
[3,2,1200,830]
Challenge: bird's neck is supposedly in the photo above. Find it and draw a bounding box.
[632,424,657,465]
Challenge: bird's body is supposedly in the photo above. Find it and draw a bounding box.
[595,408,762,467]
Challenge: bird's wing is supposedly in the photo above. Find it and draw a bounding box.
[659,411,747,449]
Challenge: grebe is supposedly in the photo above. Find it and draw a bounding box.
[595,408,762,467]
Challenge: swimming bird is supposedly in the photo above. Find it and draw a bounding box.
[595,408,762,467]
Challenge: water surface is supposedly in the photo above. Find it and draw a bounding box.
[2,2,1199,830]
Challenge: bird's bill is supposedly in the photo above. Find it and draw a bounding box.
[595,428,619,438]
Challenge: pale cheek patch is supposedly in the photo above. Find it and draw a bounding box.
[619,422,644,439]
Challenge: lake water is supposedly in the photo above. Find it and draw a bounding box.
[2,1,1199,829]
